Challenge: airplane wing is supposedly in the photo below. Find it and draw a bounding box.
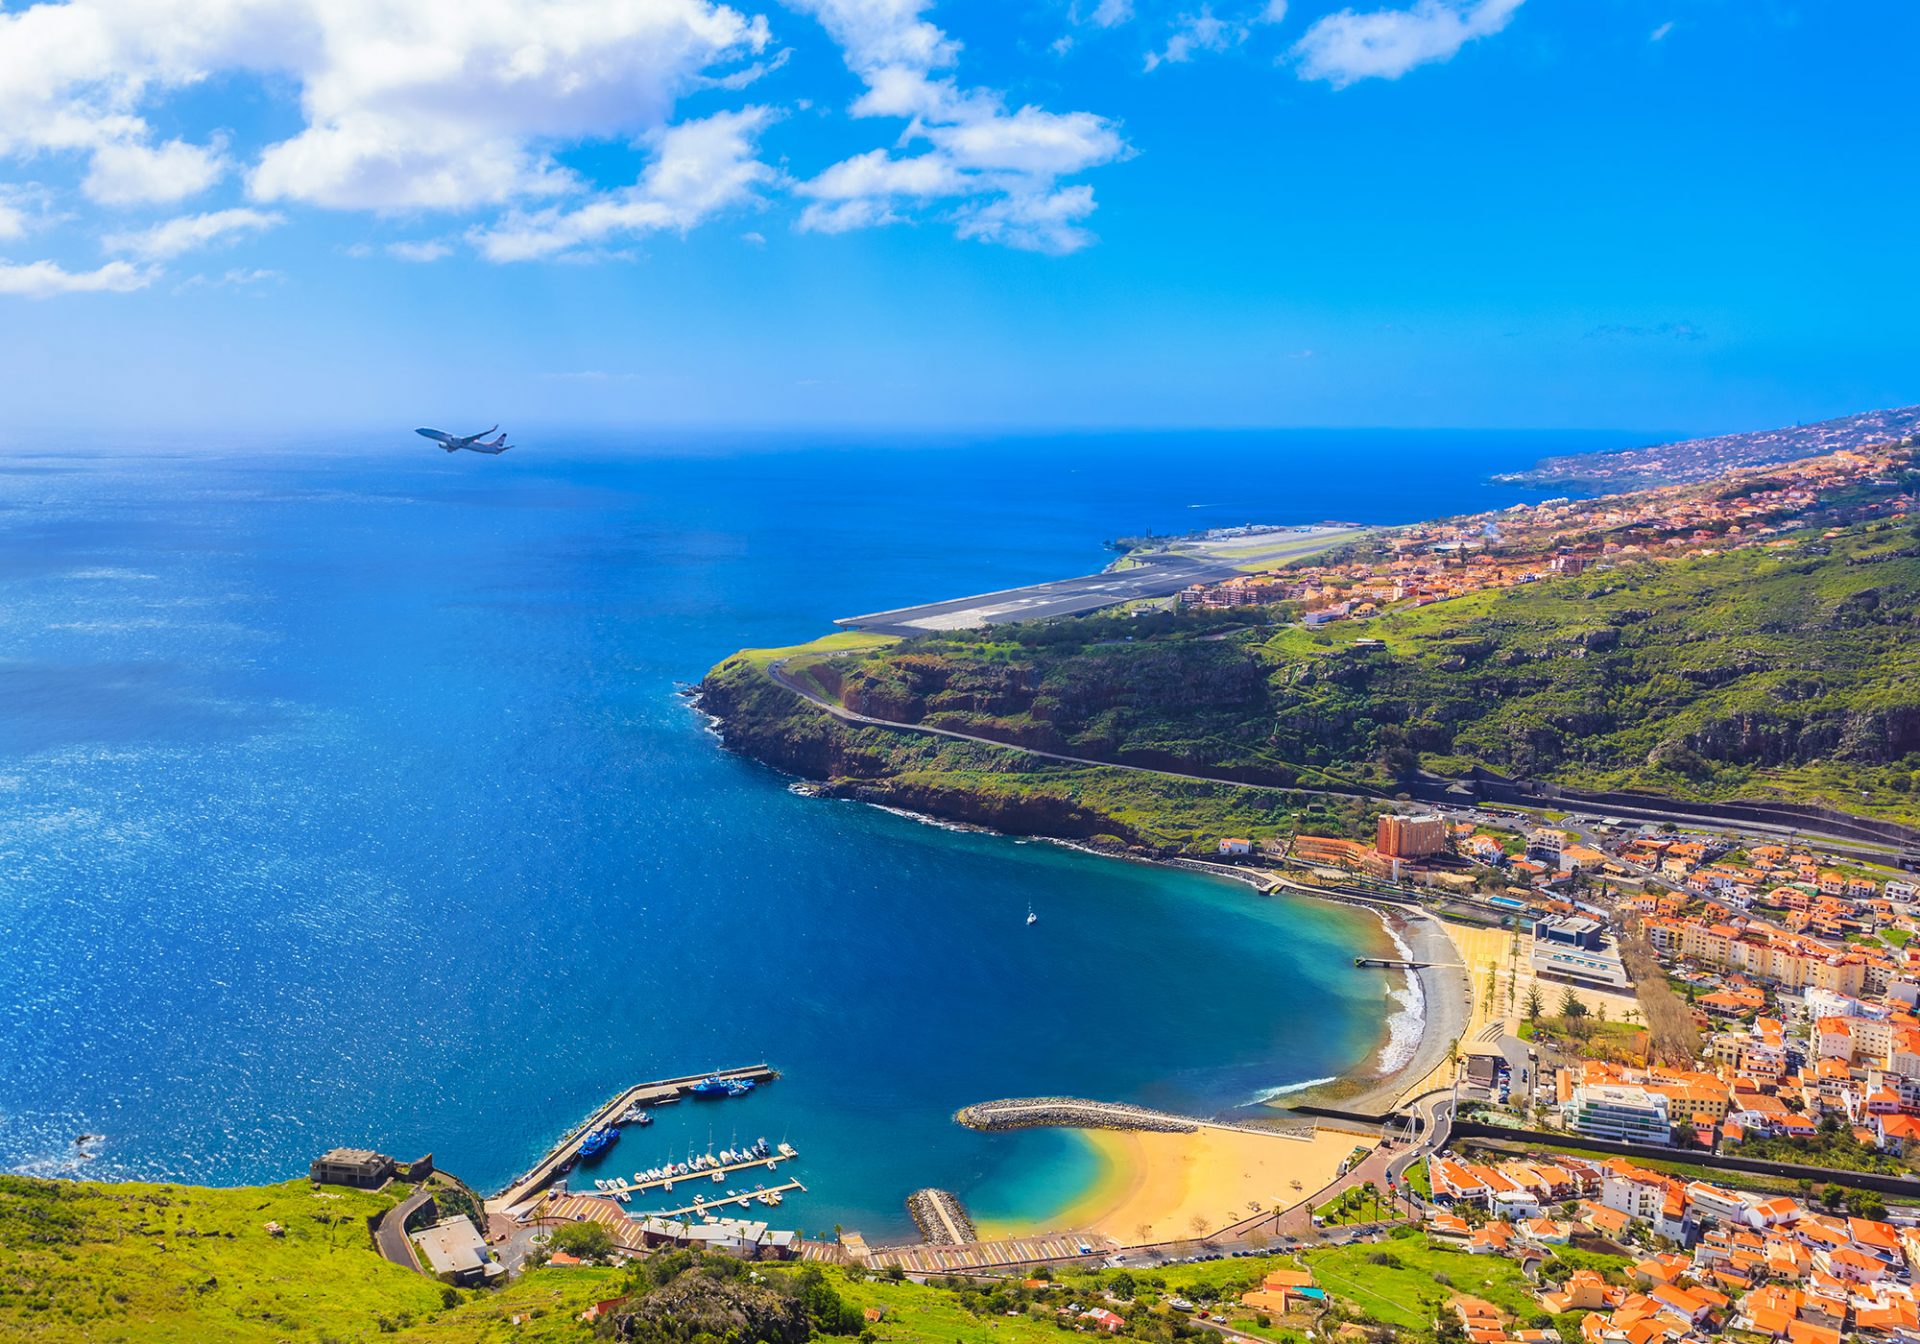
[462,425,498,441]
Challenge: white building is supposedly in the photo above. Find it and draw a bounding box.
[414,1215,505,1286]
[1571,1084,1671,1145]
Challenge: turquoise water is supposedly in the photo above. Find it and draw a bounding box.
[0,429,1627,1237]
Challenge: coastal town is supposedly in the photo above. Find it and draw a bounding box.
[1177,440,1919,623]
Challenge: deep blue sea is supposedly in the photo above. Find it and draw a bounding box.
[0,427,1635,1238]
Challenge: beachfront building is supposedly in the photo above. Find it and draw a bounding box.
[1570,1084,1672,1144]
[630,1216,797,1260]
[1531,938,1632,990]
[1378,812,1448,860]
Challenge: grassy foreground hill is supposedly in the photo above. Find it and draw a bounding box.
[0,1174,623,1342]
[0,1170,1588,1344]
[702,519,1920,850]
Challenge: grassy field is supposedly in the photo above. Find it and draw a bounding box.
[0,1174,628,1343]
[814,1268,1065,1344]
[1301,1240,1537,1331]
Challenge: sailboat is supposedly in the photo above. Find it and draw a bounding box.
[1026,902,1038,926]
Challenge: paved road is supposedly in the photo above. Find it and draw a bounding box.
[767,660,1375,803]
[1385,1090,1454,1187]
[764,663,1896,855]
[375,1188,433,1273]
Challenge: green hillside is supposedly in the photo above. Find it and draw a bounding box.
[702,520,1920,850]
[0,1171,1596,1344]
[0,1174,625,1343]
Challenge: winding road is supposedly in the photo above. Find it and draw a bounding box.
[761,660,1901,852]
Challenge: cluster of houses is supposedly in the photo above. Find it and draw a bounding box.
[1176,446,1913,627]
[1409,1150,1920,1344]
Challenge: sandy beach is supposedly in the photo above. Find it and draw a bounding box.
[983,1123,1371,1246]
[1262,896,1470,1116]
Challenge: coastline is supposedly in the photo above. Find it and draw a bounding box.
[694,694,1461,1238]
[805,781,1460,1121]
[977,1121,1370,1246]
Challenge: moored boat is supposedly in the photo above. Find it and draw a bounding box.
[577,1125,620,1160]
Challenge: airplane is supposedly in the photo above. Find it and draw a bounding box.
[416,425,512,454]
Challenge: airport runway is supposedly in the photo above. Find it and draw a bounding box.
[834,555,1242,635]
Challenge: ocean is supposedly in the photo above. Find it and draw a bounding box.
[0,427,1634,1237]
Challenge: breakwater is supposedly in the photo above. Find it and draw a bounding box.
[907,1188,977,1244]
[955,1098,1200,1133]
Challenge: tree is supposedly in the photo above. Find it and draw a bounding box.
[1524,987,1544,1023]
[1559,987,1588,1019]
[548,1220,615,1261]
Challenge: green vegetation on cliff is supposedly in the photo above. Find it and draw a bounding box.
[702,625,1380,854]
[704,521,1920,842]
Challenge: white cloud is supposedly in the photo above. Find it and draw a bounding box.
[471,107,777,261]
[1293,0,1524,88]
[1650,20,1674,42]
[172,265,282,293]
[0,0,771,215]
[0,0,1132,265]
[1261,0,1289,21]
[103,207,282,260]
[83,137,227,206]
[1146,9,1240,71]
[954,184,1096,255]
[791,0,1126,252]
[387,240,453,262]
[0,258,152,298]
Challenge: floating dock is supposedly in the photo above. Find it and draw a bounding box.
[638,1179,808,1221]
[597,1143,797,1197]
[490,1064,778,1213]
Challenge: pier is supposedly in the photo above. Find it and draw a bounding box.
[639,1179,808,1221]
[489,1064,777,1213]
[907,1188,976,1245]
[1353,957,1431,970]
[595,1143,797,1197]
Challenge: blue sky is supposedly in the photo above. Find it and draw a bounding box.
[0,0,1915,434]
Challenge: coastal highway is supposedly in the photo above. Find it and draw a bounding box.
[761,659,1909,855]
[765,657,1377,802]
